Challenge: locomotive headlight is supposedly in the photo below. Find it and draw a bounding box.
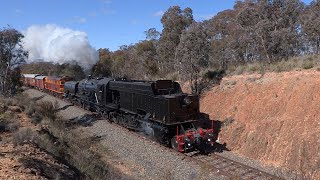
[184,137,191,143]
[184,137,192,147]
[183,97,192,105]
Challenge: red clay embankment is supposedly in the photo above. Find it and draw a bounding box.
[201,70,320,177]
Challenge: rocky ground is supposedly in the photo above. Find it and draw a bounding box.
[0,104,77,180]
[201,69,320,179]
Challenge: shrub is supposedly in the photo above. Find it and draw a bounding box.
[165,72,179,81]
[0,111,20,133]
[31,112,43,124]
[12,128,35,146]
[302,61,314,69]
[234,65,246,75]
[222,117,235,127]
[3,98,18,106]
[0,103,7,114]
[248,63,261,73]
[15,94,32,110]
[5,122,20,132]
[37,101,58,121]
[25,103,36,116]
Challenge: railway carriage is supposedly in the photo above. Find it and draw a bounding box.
[35,75,47,90]
[22,74,40,87]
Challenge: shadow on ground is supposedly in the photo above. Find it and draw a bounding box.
[193,113,231,155]
[55,104,74,112]
[19,157,78,179]
[65,114,98,128]
[31,95,46,102]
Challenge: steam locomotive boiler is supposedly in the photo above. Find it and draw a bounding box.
[64,77,215,152]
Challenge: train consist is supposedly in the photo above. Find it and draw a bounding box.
[22,74,216,152]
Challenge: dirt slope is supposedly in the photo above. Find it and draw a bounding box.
[201,70,320,177]
[0,107,77,179]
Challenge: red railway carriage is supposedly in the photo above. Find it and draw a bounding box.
[45,76,72,94]
[35,76,47,90]
[22,74,40,87]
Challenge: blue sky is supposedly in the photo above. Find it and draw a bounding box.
[1,0,314,51]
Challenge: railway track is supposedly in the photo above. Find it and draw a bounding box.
[93,113,282,179]
[90,117,282,179]
[28,89,282,180]
[188,153,281,180]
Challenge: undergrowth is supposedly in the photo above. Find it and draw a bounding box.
[8,95,126,180]
[226,55,320,75]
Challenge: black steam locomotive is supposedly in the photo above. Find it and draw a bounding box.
[64,76,215,152]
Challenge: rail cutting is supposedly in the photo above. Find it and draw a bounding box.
[22,74,283,179]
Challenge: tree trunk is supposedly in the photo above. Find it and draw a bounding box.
[316,39,319,55]
[259,35,271,64]
[1,79,5,96]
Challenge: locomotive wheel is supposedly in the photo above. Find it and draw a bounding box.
[171,136,179,151]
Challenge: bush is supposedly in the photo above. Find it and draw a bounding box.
[12,128,35,146]
[234,65,246,75]
[302,61,314,69]
[5,122,20,132]
[248,63,261,73]
[36,101,59,121]
[31,112,43,124]
[222,117,235,127]
[165,72,179,81]
[3,98,18,107]
[0,112,20,133]
[25,102,36,116]
[15,94,32,110]
[0,103,7,114]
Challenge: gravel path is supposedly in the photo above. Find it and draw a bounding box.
[23,88,284,180]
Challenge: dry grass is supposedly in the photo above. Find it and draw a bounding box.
[39,120,122,180]
[10,96,125,179]
[0,108,20,133]
[227,55,320,75]
[36,100,59,121]
[12,127,35,146]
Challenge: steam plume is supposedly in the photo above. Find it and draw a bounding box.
[22,24,98,69]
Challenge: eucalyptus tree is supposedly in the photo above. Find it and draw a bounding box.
[0,27,28,96]
[300,0,320,54]
[157,6,194,76]
[175,22,210,93]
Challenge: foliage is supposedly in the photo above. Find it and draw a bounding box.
[91,48,112,77]
[0,27,28,96]
[156,6,194,76]
[175,22,210,93]
[144,28,160,40]
[21,61,85,80]
[58,61,86,80]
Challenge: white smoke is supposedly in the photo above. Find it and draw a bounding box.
[22,24,98,69]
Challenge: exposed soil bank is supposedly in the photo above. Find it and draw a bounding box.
[201,70,320,178]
